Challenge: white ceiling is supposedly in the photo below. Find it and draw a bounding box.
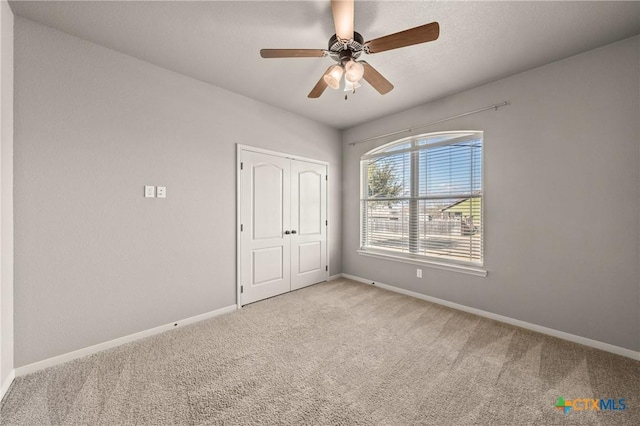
[9,1,640,129]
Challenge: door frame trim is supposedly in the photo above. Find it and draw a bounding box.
[236,144,330,308]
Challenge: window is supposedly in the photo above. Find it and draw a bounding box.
[360,131,483,269]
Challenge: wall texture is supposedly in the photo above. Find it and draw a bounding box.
[342,36,640,352]
[1,0,14,394]
[13,18,342,367]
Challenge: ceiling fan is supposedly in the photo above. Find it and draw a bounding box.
[260,0,440,98]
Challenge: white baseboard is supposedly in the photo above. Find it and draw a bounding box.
[328,274,343,281]
[341,273,640,361]
[15,304,238,377]
[1,369,15,401]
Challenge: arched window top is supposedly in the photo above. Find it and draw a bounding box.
[362,131,482,160]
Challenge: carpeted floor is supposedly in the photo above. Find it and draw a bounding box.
[1,279,639,425]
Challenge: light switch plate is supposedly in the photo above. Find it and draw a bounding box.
[144,185,155,198]
[157,186,166,198]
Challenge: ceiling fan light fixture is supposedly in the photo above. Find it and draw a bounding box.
[324,64,344,90]
[344,60,364,83]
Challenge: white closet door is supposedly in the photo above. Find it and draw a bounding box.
[240,151,291,305]
[290,160,327,290]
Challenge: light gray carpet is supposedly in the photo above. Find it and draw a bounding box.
[1,279,639,425]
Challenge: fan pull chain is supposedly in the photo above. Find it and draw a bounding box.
[345,87,356,100]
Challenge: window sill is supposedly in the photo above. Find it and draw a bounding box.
[357,249,488,277]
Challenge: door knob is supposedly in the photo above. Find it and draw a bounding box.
[291,230,297,234]
[284,230,291,235]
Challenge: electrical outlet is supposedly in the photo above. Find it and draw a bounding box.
[416,268,422,278]
[144,185,155,198]
[157,186,166,198]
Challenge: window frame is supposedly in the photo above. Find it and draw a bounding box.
[358,131,487,277]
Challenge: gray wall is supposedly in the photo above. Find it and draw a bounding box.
[342,36,640,352]
[1,0,14,390]
[14,18,342,367]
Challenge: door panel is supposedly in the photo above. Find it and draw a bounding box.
[241,151,290,304]
[298,171,322,235]
[291,160,327,290]
[252,247,283,285]
[298,242,322,274]
[252,164,285,240]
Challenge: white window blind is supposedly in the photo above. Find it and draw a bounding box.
[360,131,483,266]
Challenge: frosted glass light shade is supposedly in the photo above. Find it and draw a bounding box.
[344,60,364,83]
[344,79,361,92]
[323,65,344,90]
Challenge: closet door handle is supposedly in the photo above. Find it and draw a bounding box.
[284,230,291,235]
[291,230,297,234]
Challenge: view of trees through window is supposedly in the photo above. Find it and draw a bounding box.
[367,159,403,204]
[361,132,483,265]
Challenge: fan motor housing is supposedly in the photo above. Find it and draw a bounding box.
[328,31,364,61]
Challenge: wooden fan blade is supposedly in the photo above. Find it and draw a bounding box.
[361,62,394,95]
[365,22,439,54]
[331,0,354,41]
[260,49,326,58]
[308,66,335,98]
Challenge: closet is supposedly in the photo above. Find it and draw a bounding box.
[238,146,328,305]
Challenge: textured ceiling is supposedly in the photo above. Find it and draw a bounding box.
[9,1,640,129]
